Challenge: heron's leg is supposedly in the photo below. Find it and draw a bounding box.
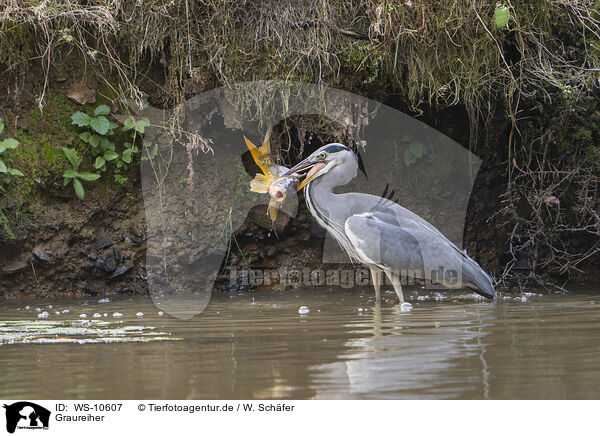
[384,270,404,303]
[369,267,382,302]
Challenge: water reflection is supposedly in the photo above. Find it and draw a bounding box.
[313,303,493,399]
[0,290,599,399]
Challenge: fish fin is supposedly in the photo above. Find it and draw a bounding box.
[268,198,280,221]
[244,136,270,176]
[250,174,270,193]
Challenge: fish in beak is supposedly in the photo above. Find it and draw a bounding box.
[282,156,327,191]
[245,134,299,222]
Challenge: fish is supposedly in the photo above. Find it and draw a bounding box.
[244,134,299,222]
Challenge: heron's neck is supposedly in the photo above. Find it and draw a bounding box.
[305,172,346,228]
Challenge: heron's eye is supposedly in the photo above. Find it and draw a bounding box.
[318,152,327,159]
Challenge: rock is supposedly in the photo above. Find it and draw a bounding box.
[94,238,112,251]
[108,264,132,280]
[66,84,97,105]
[33,245,51,262]
[102,246,121,273]
[1,260,28,275]
[127,230,143,245]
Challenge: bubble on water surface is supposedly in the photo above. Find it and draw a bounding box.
[298,306,310,315]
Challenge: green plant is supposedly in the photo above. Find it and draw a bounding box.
[401,135,427,167]
[61,147,100,200]
[0,118,24,177]
[71,107,149,185]
[0,117,24,238]
[71,105,119,172]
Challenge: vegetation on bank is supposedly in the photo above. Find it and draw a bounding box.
[0,0,599,287]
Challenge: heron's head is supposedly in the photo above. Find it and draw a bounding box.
[283,143,357,190]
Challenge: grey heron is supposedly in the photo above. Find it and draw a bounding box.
[283,143,496,303]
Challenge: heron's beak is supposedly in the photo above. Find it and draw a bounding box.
[282,157,326,191]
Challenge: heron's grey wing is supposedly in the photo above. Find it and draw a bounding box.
[344,212,426,273]
[344,212,495,298]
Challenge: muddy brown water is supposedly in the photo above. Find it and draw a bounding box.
[1,288,599,399]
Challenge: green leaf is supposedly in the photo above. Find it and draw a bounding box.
[403,149,417,167]
[494,5,509,28]
[76,172,101,181]
[73,178,85,200]
[88,135,101,148]
[122,148,133,164]
[104,150,119,161]
[89,116,110,135]
[94,156,106,169]
[94,105,111,116]
[63,178,71,186]
[408,140,424,158]
[0,118,4,134]
[7,168,24,176]
[0,159,7,173]
[79,132,92,143]
[61,147,80,169]
[71,111,91,127]
[0,138,19,153]
[109,122,119,130]
[4,138,18,149]
[134,117,150,134]
[99,137,114,151]
[122,118,135,131]
[63,169,77,178]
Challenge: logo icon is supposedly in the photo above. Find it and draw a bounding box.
[3,402,50,434]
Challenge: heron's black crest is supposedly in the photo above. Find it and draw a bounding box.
[322,143,349,153]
